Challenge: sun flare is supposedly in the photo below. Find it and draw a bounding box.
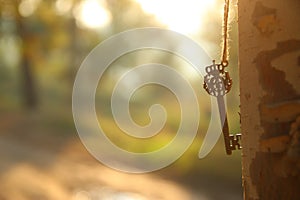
[74,0,111,29]
[135,0,216,34]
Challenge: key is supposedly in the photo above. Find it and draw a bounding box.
[203,60,241,155]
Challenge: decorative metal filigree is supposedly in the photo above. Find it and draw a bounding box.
[203,60,232,97]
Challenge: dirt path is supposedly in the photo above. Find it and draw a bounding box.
[0,112,242,200]
[0,135,207,200]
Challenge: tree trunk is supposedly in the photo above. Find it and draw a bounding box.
[239,0,300,199]
[20,53,37,108]
[14,1,38,109]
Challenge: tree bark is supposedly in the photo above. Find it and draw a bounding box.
[239,0,300,199]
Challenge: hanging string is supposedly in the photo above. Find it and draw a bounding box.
[221,0,230,67]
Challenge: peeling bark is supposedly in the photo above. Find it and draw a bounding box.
[239,0,300,199]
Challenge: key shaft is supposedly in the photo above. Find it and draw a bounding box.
[217,96,232,155]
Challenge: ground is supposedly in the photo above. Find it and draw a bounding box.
[0,111,242,200]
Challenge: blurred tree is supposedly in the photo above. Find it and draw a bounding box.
[12,0,38,109]
[0,0,162,109]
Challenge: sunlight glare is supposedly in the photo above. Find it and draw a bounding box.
[135,0,216,34]
[74,0,111,29]
[55,0,73,15]
[19,0,41,17]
